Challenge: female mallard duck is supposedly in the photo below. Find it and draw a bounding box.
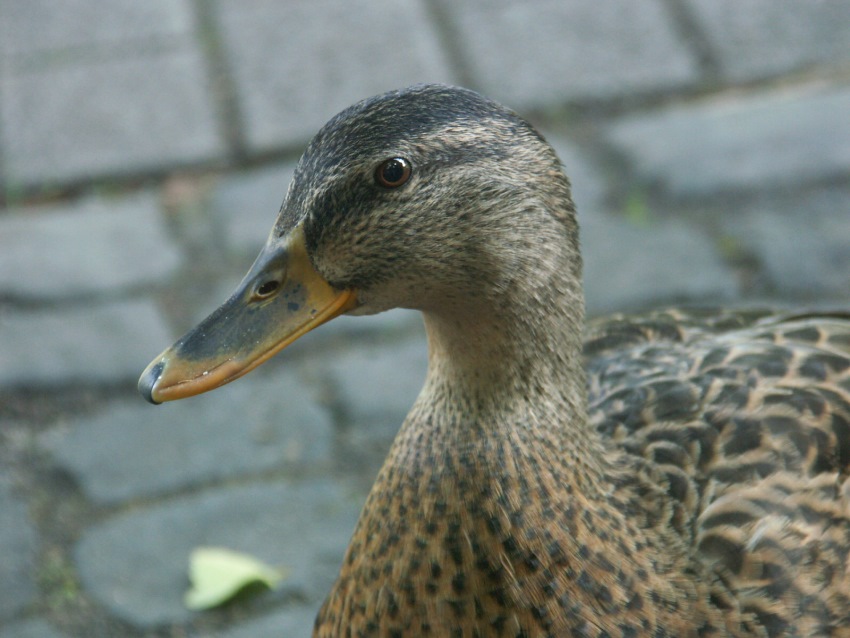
[139,84,850,637]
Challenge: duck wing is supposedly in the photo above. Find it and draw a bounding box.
[584,309,850,636]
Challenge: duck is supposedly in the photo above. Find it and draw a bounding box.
[139,84,850,637]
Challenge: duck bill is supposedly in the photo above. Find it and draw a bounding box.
[138,225,357,404]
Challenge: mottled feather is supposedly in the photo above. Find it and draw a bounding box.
[586,309,850,636]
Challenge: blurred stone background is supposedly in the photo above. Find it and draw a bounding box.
[1,1,849,636]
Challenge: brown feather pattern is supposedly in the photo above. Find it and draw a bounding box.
[586,310,850,637]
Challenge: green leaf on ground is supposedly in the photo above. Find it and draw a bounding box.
[184,546,287,610]
[623,191,652,227]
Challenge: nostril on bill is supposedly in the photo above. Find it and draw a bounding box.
[255,280,281,299]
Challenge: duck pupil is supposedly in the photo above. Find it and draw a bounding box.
[384,161,403,182]
[379,158,408,186]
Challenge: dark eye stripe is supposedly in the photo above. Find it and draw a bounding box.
[375,157,412,188]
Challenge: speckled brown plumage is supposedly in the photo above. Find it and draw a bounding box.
[141,84,850,636]
[585,309,850,636]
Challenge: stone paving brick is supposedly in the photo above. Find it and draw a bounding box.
[605,86,850,197]
[581,210,738,315]
[269,307,424,366]
[718,185,850,299]
[685,0,850,81]
[42,367,332,505]
[0,192,181,301]
[547,134,611,214]
[0,618,66,638]
[0,477,38,622]
[1,48,225,188]
[74,480,361,627]
[210,162,296,257]
[318,337,428,471]
[317,309,423,341]
[0,300,172,388]
[213,0,456,152]
[0,0,194,58]
[322,337,428,429]
[442,0,699,109]
[216,607,316,638]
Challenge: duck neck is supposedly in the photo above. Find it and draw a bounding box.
[408,213,610,485]
[318,290,717,635]
[415,290,607,496]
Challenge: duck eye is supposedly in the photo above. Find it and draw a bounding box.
[375,157,411,188]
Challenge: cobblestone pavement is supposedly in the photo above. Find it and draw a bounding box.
[2,1,850,636]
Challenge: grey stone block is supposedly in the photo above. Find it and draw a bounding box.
[317,337,427,470]
[0,192,182,301]
[719,185,850,299]
[324,337,427,428]
[443,0,699,109]
[210,162,296,257]
[216,607,317,638]
[263,306,424,363]
[580,210,738,315]
[685,0,850,81]
[606,86,850,197]
[74,480,361,628]
[0,619,66,638]
[1,48,225,187]
[319,309,423,341]
[214,0,456,151]
[42,368,333,505]
[546,134,610,214]
[0,0,194,58]
[0,477,38,622]
[0,300,172,388]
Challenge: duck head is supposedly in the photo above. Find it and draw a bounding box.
[139,84,579,404]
